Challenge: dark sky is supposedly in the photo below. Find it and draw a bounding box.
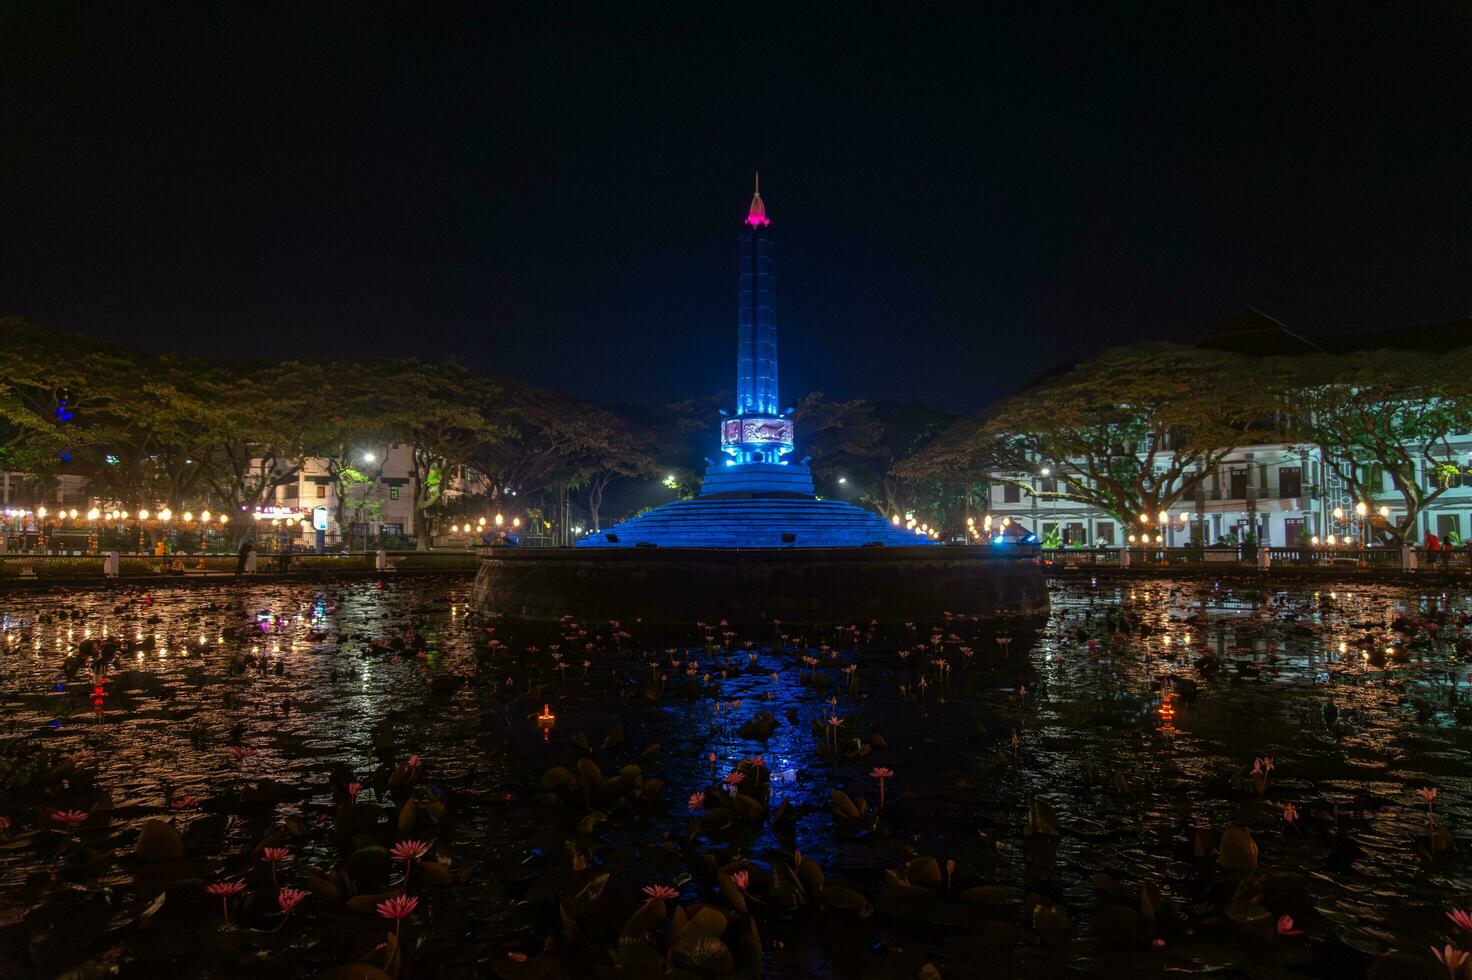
[5,4,1470,411]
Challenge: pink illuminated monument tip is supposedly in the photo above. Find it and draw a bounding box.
[745,171,769,226]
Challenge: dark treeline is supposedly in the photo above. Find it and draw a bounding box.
[0,320,971,540]
[10,320,1467,543]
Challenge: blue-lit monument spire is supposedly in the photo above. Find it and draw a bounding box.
[723,174,794,465]
[576,179,935,548]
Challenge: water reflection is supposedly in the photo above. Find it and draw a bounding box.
[0,577,1468,974]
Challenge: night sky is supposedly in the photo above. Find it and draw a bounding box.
[5,4,1470,411]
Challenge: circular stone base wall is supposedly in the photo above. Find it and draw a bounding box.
[471,546,1048,625]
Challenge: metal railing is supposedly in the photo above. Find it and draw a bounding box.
[0,550,477,582]
[1042,545,1468,573]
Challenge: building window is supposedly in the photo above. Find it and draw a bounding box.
[1040,477,1057,494]
[1002,484,1020,504]
[316,485,327,498]
[1096,521,1115,545]
[1279,467,1301,499]
[1229,470,1248,499]
[389,486,400,500]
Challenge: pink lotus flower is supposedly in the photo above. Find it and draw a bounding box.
[1281,803,1299,826]
[377,894,418,934]
[1419,787,1439,804]
[1432,944,1469,979]
[390,839,429,862]
[171,794,202,809]
[391,839,430,880]
[346,782,362,802]
[406,754,420,770]
[724,771,746,795]
[1276,914,1303,937]
[687,791,705,811]
[1447,908,1472,935]
[641,883,680,902]
[277,886,307,915]
[261,846,291,884]
[744,755,766,768]
[0,815,11,834]
[227,746,256,763]
[871,766,895,808]
[50,809,89,830]
[207,880,247,925]
[731,870,749,890]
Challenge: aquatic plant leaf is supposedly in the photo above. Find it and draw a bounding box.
[1139,881,1167,923]
[879,875,937,922]
[620,897,666,937]
[1031,901,1070,933]
[419,860,452,884]
[769,860,804,910]
[1218,826,1258,874]
[381,931,402,979]
[959,884,1023,905]
[671,933,733,974]
[718,872,748,914]
[559,896,585,943]
[317,965,393,980]
[610,935,662,974]
[820,884,870,913]
[397,799,417,832]
[576,758,604,787]
[831,789,861,819]
[305,872,342,900]
[904,856,942,890]
[795,856,825,895]
[348,845,393,890]
[733,794,764,821]
[540,767,576,792]
[132,819,183,862]
[1024,799,1060,836]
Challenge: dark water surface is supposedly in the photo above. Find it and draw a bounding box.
[0,576,1470,978]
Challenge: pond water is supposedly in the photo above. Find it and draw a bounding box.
[0,576,1469,978]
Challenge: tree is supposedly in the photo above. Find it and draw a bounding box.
[1285,349,1472,544]
[372,361,506,549]
[188,361,326,544]
[794,392,884,498]
[573,407,656,532]
[0,317,121,475]
[800,394,965,524]
[916,343,1288,526]
[297,361,408,540]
